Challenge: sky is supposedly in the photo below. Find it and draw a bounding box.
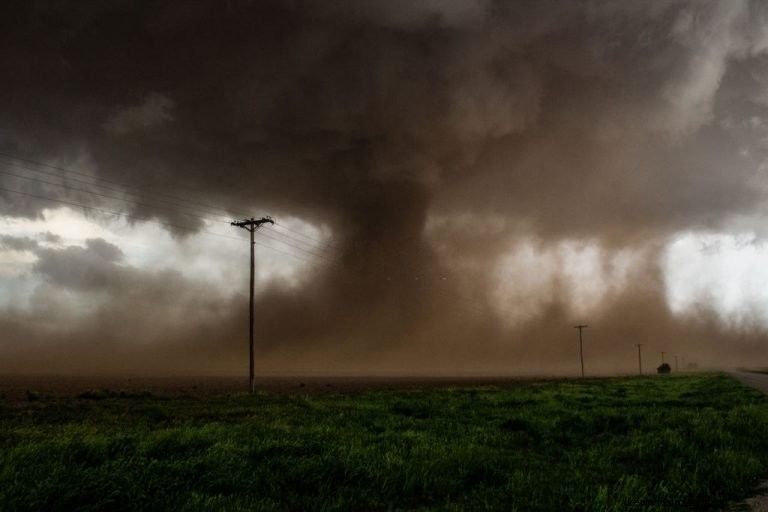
[2,0,768,376]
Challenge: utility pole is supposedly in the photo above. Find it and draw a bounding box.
[636,344,643,375]
[232,216,274,393]
[674,355,678,372]
[574,325,588,378]
[661,351,665,364]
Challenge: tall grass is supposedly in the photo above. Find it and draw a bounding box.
[0,374,766,511]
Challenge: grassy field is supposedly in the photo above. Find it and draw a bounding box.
[1,374,768,511]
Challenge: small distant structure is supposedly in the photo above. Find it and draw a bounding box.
[657,363,671,375]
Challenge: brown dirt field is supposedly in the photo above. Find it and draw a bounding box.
[0,374,549,403]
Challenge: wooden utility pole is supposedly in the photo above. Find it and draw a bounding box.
[674,355,679,372]
[636,343,643,375]
[231,216,274,393]
[574,325,588,378]
[661,351,666,364]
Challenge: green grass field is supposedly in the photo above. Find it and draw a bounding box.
[1,374,767,511]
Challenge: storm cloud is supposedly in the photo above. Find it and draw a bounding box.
[1,1,768,375]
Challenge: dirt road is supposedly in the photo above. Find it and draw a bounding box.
[728,370,768,395]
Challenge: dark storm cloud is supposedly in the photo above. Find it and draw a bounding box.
[33,238,123,291]
[40,231,61,244]
[3,0,766,233]
[0,235,38,252]
[1,1,768,374]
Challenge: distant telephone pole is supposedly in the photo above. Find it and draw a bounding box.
[636,344,643,375]
[574,325,588,378]
[674,355,679,372]
[661,351,666,364]
[232,216,274,393]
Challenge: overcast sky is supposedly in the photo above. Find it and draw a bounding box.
[2,1,768,376]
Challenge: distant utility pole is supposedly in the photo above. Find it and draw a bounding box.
[636,344,643,375]
[661,351,666,364]
[574,325,588,378]
[232,216,274,393]
[674,355,679,372]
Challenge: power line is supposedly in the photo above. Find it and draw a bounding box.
[255,229,331,260]
[272,221,335,250]
[265,224,334,254]
[0,164,334,258]
[0,151,341,259]
[0,166,227,226]
[0,159,234,222]
[0,153,336,257]
[0,151,242,219]
[0,185,319,263]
